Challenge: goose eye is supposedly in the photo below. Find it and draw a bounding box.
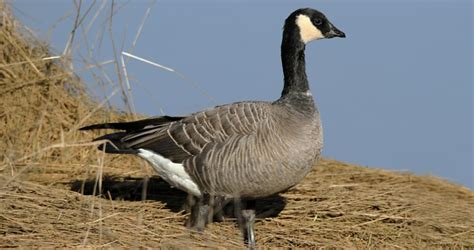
[313,18,322,25]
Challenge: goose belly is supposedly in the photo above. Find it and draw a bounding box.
[137,149,202,197]
[244,148,321,198]
[190,138,322,199]
[240,127,323,197]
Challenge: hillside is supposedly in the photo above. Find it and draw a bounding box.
[1,4,473,248]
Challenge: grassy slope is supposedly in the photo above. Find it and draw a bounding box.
[1,159,473,248]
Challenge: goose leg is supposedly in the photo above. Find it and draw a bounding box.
[186,194,213,231]
[242,208,256,249]
[236,199,257,249]
[211,196,227,222]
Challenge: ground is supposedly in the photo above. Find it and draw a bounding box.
[1,159,473,248]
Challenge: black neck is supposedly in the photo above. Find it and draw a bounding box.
[280,26,310,97]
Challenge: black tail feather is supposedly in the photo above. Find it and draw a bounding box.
[93,132,138,154]
[81,116,184,154]
[80,116,184,132]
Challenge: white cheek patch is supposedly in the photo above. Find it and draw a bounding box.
[296,14,324,43]
[138,148,202,197]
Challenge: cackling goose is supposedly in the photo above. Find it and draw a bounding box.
[81,8,345,248]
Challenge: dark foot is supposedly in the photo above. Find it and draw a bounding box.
[242,209,256,249]
[186,194,228,231]
[186,195,212,231]
[235,199,256,249]
[188,203,212,231]
[212,196,230,222]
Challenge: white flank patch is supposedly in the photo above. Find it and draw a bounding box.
[138,149,202,197]
[296,14,324,43]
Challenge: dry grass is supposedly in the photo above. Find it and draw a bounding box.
[1,2,473,248]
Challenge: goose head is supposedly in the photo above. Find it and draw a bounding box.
[280,8,345,98]
[287,8,346,44]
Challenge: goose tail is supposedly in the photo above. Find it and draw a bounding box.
[79,116,184,132]
[91,132,137,154]
[80,115,185,154]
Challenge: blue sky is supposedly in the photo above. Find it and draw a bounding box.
[12,0,473,188]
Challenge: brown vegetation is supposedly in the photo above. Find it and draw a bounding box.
[1,3,473,248]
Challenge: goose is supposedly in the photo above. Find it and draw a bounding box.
[81,8,345,248]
